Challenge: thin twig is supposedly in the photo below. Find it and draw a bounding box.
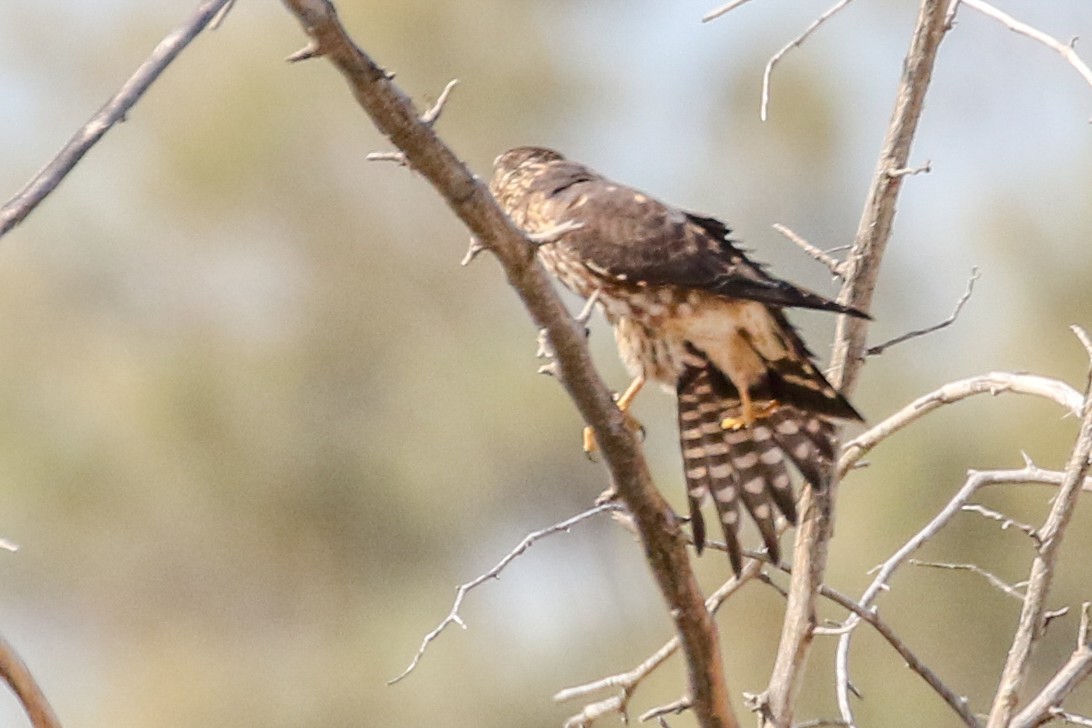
[833,463,1065,726]
[960,503,1040,544]
[556,560,762,726]
[866,267,979,356]
[766,2,950,724]
[1010,603,1092,728]
[987,329,1092,727]
[959,0,1092,93]
[757,568,977,726]
[365,79,459,165]
[886,160,932,178]
[420,79,459,126]
[702,0,757,24]
[209,0,237,29]
[771,223,847,279]
[1050,709,1092,727]
[389,503,619,684]
[0,0,235,239]
[909,559,1025,601]
[760,0,856,121]
[0,633,62,728]
[640,698,692,723]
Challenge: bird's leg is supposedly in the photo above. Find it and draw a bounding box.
[583,375,646,456]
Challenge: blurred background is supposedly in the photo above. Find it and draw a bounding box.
[1,1,1090,726]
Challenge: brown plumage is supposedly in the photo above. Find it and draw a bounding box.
[490,146,865,574]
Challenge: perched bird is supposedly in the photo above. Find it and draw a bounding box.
[489,146,865,574]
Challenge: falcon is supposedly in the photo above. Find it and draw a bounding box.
[489,146,866,574]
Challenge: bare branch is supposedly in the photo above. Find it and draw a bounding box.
[209,0,237,29]
[0,632,62,728]
[641,697,692,723]
[364,79,459,165]
[389,503,618,684]
[0,0,235,239]
[279,4,739,725]
[761,0,856,121]
[1011,604,1092,728]
[909,559,1025,601]
[771,223,847,279]
[987,330,1092,726]
[757,568,977,726]
[838,372,1084,478]
[866,267,979,356]
[556,561,762,726]
[766,2,950,723]
[960,503,1040,544]
[1050,709,1092,727]
[959,0,1092,94]
[702,0,757,24]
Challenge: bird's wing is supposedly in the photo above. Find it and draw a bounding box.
[527,163,867,319]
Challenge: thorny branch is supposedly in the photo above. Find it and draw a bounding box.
[0,0,235,239]
[771,223,847,280]
[389,503,619,685]
[986,327,1092,727]
[279,2,738,726]
[1010,603,1092,728]
[865,267,979,356]
[764,2,950,725]
[0,632,62,728]
[366,79,459,164]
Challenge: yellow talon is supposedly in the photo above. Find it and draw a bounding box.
[721,396,779,431]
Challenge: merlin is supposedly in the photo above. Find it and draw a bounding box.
[490,147,865,574]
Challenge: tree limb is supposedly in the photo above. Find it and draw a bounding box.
[987,329,1092,727]
[0,632,62,728]
[278,2,738,726]
[0,0,235,239]
[763,2,950,724]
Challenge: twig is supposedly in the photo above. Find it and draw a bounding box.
[209,0,237,29]
[1050,709,1092,727]
[364,79,460,165]
[640,698,692,723]
[278,6,740,725]
[766,2,950,724]
[960,503,1040,544]
[702,0,757,24]
[833,463,1063,726]
[771,223,847,279]
[757,567,977,726]
[886,160,932,178]
[838,372,1084,478]
[0,632,62,728]
[556,560,762,726]
[389,503,618,684]
[1010,603,1092,728]
[461,237,487,266]
[987,329,1092,727]
[760,0,856,121]
[909,559,1025,601]
[528,220,585,245]
[865,267,979,356]
[959,0,1092,93]
[0,0,235,239]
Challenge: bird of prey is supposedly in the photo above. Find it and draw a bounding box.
[489,146,866,574]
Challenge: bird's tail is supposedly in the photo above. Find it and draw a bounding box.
[677,367,839,575]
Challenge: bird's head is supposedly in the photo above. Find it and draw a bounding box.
[489,146,566,204]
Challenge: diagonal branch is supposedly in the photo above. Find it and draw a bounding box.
[278,3,737,726]
[958,0,1092,94]
[763,2,951,725]
[986,328,1092,727]
[0,632,62,728]
[389,503,619,685]
[865,267,979,356]
[1011,603,1092,728]
[0,0,235,239]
